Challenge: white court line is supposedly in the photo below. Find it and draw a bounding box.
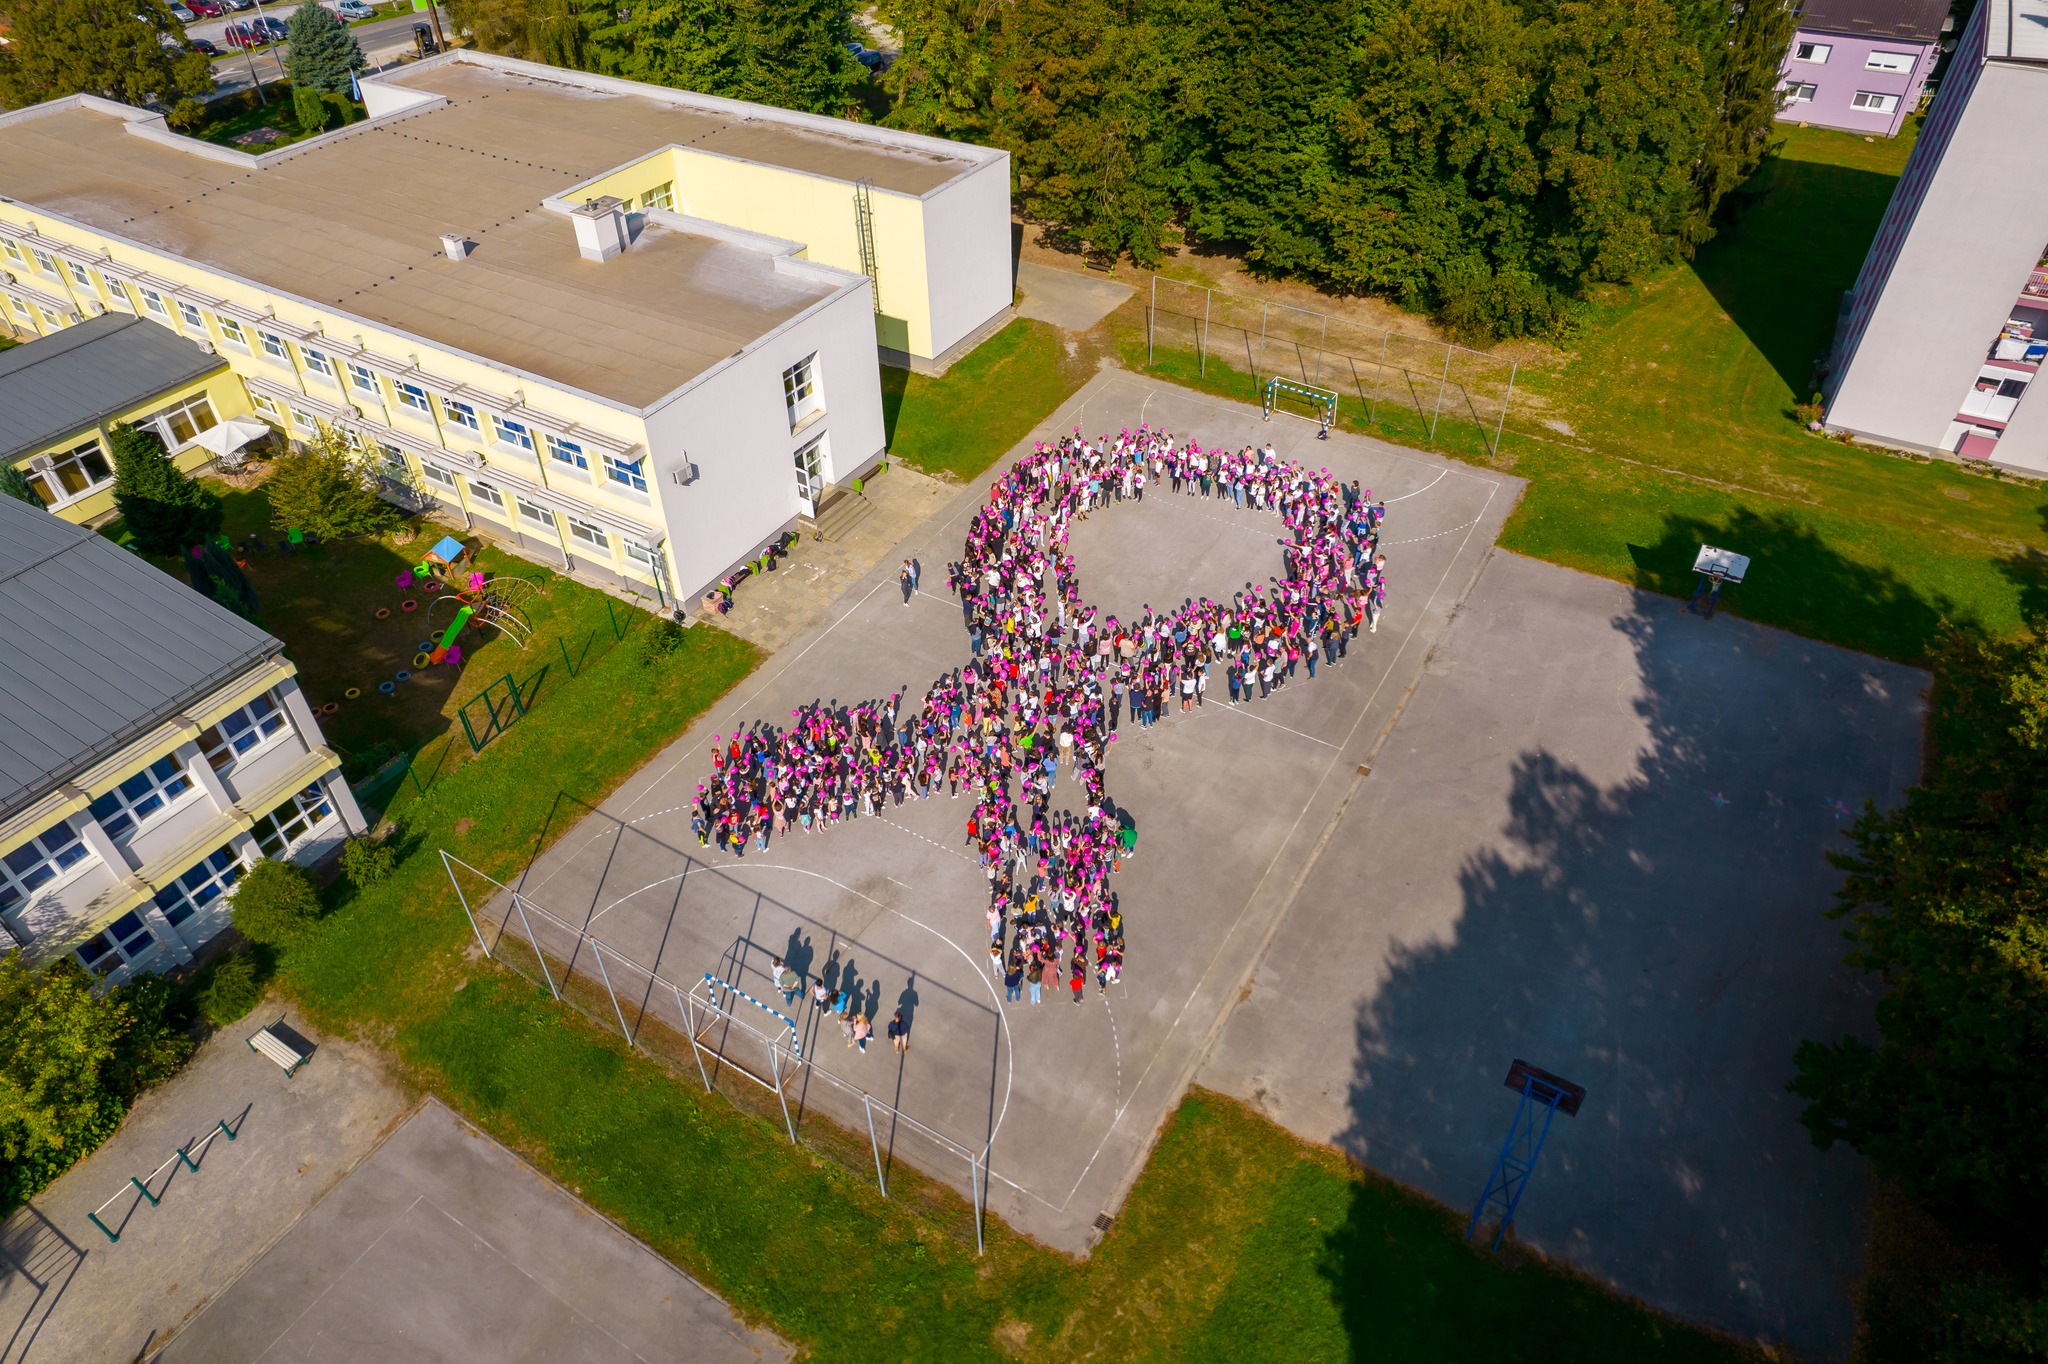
[1213,698,1339,748]
[1384,468,1448,502]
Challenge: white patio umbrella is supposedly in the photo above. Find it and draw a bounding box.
[189,416,274,468]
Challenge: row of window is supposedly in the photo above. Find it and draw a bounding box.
[15,395,221,508]
[1783,84,1902,114]
[1791,42,1918,73]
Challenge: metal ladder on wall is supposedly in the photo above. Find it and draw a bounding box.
[853,179,881,315]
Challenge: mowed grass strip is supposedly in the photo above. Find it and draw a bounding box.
[883,319,1096,482]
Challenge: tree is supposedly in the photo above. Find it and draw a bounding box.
[0,465,45,510]
[110,422,223,557]
[284,0,367,95]
[293,83,332,134]
[262,430,399,540]
[230,859,325,947]
[183,542,261,623]
[0,0,214,109]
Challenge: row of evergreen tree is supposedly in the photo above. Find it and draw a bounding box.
[447,0,1795,339]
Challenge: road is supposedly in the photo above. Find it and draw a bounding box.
[202,7,450,99]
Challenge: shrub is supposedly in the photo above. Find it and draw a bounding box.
[166,97,206,131]
[0,464,44,509]
[292,84,330,134]
[195,953,264,1027]
[263,431,399,540]
[339,835,396,888]
[231,859,324,948]
[110,422,222,557]
[639,617,687,666]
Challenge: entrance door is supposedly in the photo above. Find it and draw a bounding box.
[794,439,825,516]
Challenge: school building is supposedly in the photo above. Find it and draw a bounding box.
[0,51,1012,609]
[0,495,367,984]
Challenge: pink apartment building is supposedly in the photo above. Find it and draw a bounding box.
[1778,0,1952,137]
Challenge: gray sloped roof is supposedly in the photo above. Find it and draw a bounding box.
[0,497,280,822]
[0,314,226,461]
[1797,0,1950,42]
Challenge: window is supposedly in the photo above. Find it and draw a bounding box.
[545,433,587,471]
[517,498,555,530]
[29,249,57,278]
[196,693,289,770]
[301,346,334,380]
[1851,90,1900,113]
[88,754,194,839]
[566,515,608,550]
[8,297,28,320]
[1784,81,1818,103]
[75,910,157,975]
[492,415,533,452]
[67,260,93,289]
[39,306,63,328]
[289,406,318,435]
[469,479,505,510]
[153,845,242,927]
[1866,50,1913,73]
[138,394,219,448]
[1793,41,1831,62]
[218,316,247,349]
[177,300,204,331]
[419,460,457,490]
[346,361,378,395]
[140,286,169,318]
[251,784,333,859]
[252,393,279,417]
[395,380,431,414]
[625,540,661,569]
[794,433,826,505]
[26,439,112,504]
[0,240,20,263]
[602,451,647,492]
[259,329,288,361]
[443,399,480,433]
[642,181,674,211]
[782,355,820,428]
[0,818,92,916]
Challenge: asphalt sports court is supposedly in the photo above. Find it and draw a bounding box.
[469,370,1516,1252]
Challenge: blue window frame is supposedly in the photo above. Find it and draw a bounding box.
[546,434,587,471]
[197,693,289,771]
[603,452,647,492]
[89,755,193,839]
[0,818,91,914]
[76,910,155,974]
[153,846,243,926]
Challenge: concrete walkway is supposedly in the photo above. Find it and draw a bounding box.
[1016,261,1134,332]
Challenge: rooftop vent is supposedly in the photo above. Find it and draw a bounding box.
[441,233,471,261]
[570,196,628,264]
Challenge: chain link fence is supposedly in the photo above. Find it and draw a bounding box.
[1144,277,1519,455]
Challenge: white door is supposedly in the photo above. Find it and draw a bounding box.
[794,440,825,516]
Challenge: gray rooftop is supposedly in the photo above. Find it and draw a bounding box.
[1796,0,1951,42]
[0,314,225,461]
[0,497,280,821]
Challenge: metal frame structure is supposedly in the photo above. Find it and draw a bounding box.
[1263,376,1339,428]
[440,851,995,1252]
[85,1114,242,1244]
[1465,1060,1584,1251]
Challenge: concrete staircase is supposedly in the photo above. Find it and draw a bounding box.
[807,487,876,542]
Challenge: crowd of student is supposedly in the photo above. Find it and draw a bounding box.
[693,425,1387,1020]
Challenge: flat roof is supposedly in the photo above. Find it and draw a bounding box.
[0,497,279,822]
[1797,0,1949,42]
[0,83,881,408]
[0,314,224,459]
[1988,0,2048,59]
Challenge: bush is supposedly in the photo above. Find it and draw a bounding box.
[339,835,396,888]
[166,97,206,131]
[195,952,264,1027]
[110,421,222,557]
[638,617,687,666]
[263,431,399,541]
[292,84,330,134]
[0,464,44,509]
[231,859,325,948]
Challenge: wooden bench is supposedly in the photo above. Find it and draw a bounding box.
[247,1020,314,1077]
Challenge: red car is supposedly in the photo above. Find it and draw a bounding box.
[186,0,225,15]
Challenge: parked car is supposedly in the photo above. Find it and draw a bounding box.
[223,0,255,10]
[844,41,883,70]
[221,18,275,46]
[186,0,224,16]
[327,0,376,17]
[256,15,287,38]
[187,35,219,53]
[168,2,197,19]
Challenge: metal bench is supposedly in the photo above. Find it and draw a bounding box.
[247,1020,314,1077]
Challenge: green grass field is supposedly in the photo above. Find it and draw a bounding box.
[883,319,1097,481]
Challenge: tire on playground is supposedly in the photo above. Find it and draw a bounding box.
[344,688,362,700]
[413,652,432,669]
[395,670,411,683]
[374,607,391,620]
[400,599,418,613]
[319,702,339,716]
[379,681,396,694]
[418,639,436,653]
[424,580,443,593]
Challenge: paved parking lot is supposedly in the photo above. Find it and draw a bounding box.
[483,369,1519,1252]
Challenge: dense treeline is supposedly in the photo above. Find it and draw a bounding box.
[1794,633,2048,1359]
[447,0,1792,340]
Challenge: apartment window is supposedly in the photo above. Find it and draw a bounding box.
[138,394,219,448]
[517,498,555,530]
[395,380,431,414]
[443,398,480,433]
[252,393,280,417]
[346,361,378,395]
[0,240,20,263]
[566,515,609,550]
[602,451,647,492]
[642,181,674,211]
[218,316,247,349]
[250,783,333,859]
[301,346,334,380]
[196,693,289,771]
[1784,81,1818,103]
[176,300,204,331]
[419,460,457,490]
[545,433,587,471]
[140,286,169,318]
[782,355,821,428]
[1851,90,1900,113]
[469,479,505,511]
[88,754,194,839]
[29,249,57,278]
[153,845,243,927]
[37,306,62,329]
[1793,41,1831,62]
[8,297,28,320]
[259,330,289,362]
[377,443,410,479]
[0,818,92,916]
[289,406,318,435]
[26,438,112,505]
[625,540,660,568]
[75,910,157,975]
[1865,51,1913,73]
[492,415,533,452]
[67,260,93,289]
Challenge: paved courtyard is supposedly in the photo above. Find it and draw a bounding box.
[1199,551,1927,1359]
[476,369,1519,1253]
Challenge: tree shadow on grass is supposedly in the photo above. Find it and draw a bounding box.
[1990,502,2048,626]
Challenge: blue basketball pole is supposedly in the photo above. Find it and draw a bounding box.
[1466,1061,1584,1251]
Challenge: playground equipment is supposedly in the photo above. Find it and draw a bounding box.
[1466,1059,1585,1250]
[433,574,542,648]
[85,1112,243,1243]
[428,605,473,664]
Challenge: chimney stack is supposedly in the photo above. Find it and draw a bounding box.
[570,197,629,263]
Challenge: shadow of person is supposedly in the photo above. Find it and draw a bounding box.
[896,972,920,1030]
[784,930,814,983]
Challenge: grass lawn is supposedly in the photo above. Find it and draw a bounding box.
[255,577,1757,1362]
[188,84,363,150]
[883,318,1098,481]
[1107,122,2048,665]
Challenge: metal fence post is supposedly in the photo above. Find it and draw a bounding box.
[1316,315,1328,389]
[1429,346,1453,443]
[511,894,559,999]
[1199,289,1211,377]
[441,851,493,958]
[970,1150,985,1255]
[1492,359,1519,457]
[677,983,714,1094]
[1256,302,1268,386]
[1370,331,1389,429]
[766,1038,798,1146]
[590,940,635,1045]
[1147,275,1156,368]
[863,1094,888,1196]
